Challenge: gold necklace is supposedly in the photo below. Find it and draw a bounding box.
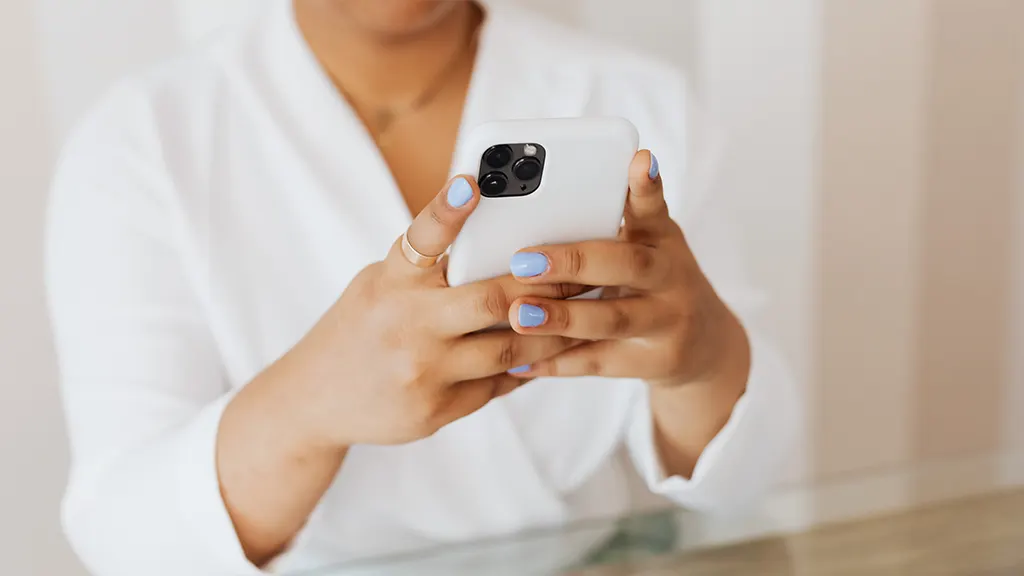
[332,27,479,145]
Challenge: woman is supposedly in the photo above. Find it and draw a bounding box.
[46,0,797,574]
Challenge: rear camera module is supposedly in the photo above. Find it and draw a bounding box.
[477,142,546,198]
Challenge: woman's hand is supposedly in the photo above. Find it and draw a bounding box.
[505,151,750,391]
[219,175,582,563]
[274,175,581,448]
[502,151,751,478]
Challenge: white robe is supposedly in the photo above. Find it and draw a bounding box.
[45,1,799,574]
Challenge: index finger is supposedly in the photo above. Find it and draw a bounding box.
[509,240,666,290]
[385,176,480,276]
[433,275,589,335]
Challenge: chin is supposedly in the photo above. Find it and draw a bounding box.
[341,0,468,35]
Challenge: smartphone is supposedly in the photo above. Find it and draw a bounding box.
[447,117,639,287]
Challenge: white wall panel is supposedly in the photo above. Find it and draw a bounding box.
[577,0,696,72]
[696,0,821,486]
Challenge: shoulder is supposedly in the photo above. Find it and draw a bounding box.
[55,0,275,163]
[49,17,263,258]
[52,7,270,212]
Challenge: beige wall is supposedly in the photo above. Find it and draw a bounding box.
[539,0,1024,540]
[4,0,1023,573]
[911,0,1021,495]
[1008,60,1024,482]
[798,0,1023,527]
[816,0,929,482]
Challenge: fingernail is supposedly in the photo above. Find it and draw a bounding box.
[510,253,549,277]
[509,365,532,375]
[518,304,546,328]
[447,177,473,208]
[648,153,660,180]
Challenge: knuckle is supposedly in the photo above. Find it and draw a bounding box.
[549,303,572,331]
[428,206,448,228]
[629,245,656,279]
[484,378,502,402]
[670,291,701,331]
[478,285,511,321]
[493,376,521,398]
[660,346,688,378]
[552,283,578,300]
[394,355,429,388]
[564,248,585,278]
[497,338,519,368]
[557,336,577,352]
[657,304,686,333]
[350,266,386,301]
[608,305,632,336]
[681,304,705,347]
[582,357,603,377]
[410,418,441,440]
[355,262,383,283]
[405,392,440,432]
[541,360,560,378]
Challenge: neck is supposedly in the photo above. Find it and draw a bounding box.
[295,1,480,104]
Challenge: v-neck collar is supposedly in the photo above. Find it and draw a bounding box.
[255,2,584,515]
[262,0,525,245]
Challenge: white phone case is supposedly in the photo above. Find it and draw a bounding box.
[447,117,640,287]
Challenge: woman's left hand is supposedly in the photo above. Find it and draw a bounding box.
[505,151,748,390]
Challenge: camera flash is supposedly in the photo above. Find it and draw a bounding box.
[523,144,538,157]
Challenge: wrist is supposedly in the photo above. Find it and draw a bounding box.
[653,289,751,393]
[704,307,751,398]
[649,313,749,427]
[249,347,351,458]
[646,312,749,478]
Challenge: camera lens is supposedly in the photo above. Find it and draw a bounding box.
[483,145,513,169]
[480,172,508,197]
[512,157,542,181]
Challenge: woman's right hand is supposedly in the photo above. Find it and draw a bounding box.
[273,176,581,448]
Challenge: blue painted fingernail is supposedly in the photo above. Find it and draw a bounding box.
[509,365,532,375]
[447,177,473,208]
[510,253,549,277]
[648,153,660,180]
[518,304,546,328]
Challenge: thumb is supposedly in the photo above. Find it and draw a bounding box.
[623,150,671,241]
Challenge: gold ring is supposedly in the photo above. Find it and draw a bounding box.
[400,232,442,268]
